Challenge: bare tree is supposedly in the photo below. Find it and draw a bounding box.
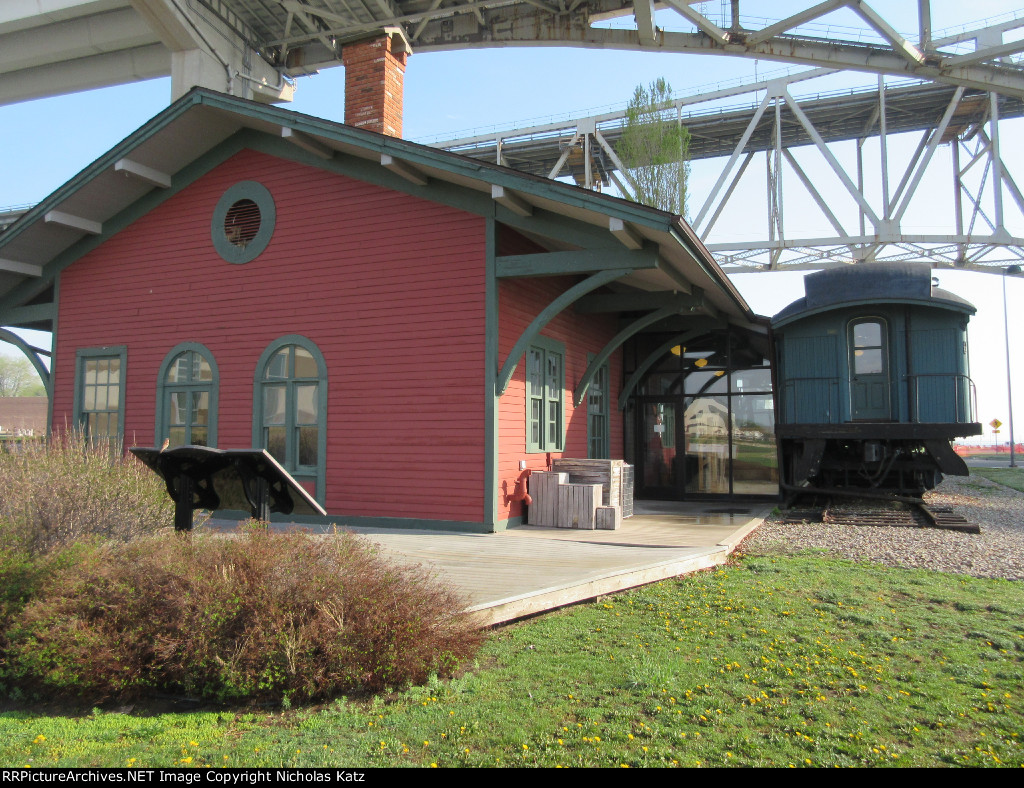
[617,78,692,217]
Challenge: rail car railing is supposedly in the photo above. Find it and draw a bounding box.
[781,376,841,424]
[907,374,978,424]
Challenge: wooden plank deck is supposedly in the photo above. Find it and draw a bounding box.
[342,502,772,626]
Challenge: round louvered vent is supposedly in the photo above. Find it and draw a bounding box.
[212,182,275,264]
[224,199,261,247]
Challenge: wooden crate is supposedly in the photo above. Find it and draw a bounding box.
[557,483,601,529]
[527,472,603,529]
[526,471,568,526]
[595,505,622,530]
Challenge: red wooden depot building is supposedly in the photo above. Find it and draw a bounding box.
[0,88,773,532]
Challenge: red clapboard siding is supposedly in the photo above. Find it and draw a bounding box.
[495,226,624,523]
[53,149,487,522]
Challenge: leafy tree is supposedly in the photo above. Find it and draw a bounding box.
[617,78,692,217]
[0,356,44,396]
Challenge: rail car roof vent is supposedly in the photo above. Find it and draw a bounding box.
[804,262,931,309]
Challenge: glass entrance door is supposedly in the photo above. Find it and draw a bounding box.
[684,396,731,495]
[639,401,680,498]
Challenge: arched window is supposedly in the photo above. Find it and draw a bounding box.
[254,336,327,503]
[156,343,218,448]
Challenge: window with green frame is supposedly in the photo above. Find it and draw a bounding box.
[526,337,564,453]
[254,336,327,502]
[587,359,609,459]
[156,343,218,448]
[74,347,126,442]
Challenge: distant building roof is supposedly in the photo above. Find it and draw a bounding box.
[0,396,47,435]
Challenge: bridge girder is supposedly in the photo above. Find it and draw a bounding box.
[3,2,1024,107]
[4,2,1024,273]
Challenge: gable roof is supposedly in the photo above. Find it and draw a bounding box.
[0,88,762,333]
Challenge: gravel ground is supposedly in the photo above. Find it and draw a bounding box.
[740,474,1024,580]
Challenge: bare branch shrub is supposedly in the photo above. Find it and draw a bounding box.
[0,431,172,555]
[5,527,484,703]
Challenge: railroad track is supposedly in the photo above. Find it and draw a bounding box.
[780,497,979,533]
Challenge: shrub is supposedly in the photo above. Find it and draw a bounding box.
[0,431,172,555]
[4,527,484,704]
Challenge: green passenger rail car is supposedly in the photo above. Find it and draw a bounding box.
[772,263,982,498]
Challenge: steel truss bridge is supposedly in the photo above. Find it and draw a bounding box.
[5,2,1024,270]
[433,68,1024,271]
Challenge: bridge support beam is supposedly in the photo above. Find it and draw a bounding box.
[131,0,293,103]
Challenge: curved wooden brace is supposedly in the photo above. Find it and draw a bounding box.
[617,328,705,410]
[573,298,697,407]
[0,328,51,398]
[496,269,629,396]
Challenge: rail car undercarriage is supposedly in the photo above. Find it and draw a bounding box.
[779,423,976,499]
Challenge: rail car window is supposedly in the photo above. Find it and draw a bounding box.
[849,318,891,421]
[851,320,885,375]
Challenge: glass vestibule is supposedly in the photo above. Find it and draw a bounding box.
[627,333,778,499]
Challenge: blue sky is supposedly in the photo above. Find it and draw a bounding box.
[0,1,1022,443]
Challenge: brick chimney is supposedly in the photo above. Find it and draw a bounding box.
[342,30,409,137]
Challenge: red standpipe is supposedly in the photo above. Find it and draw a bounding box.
[508,468,533,505]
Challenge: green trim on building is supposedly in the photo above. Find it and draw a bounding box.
[211,181,276,264]
[252,334,328,506]
[574,299,697,407]
[497,268,628,396]
[214,510,493,534]
[1,302,57,326]
[73,345,127,441]
[525,334,565,454]
[495,247,659,278]
[155,342,220,448]
[484,210,501,532]
[46,273,60,436]
[495,206,623,252]
[0,328,52,399]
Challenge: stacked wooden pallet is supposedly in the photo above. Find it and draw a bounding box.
[527,461,630,530]
[551,458,633,517]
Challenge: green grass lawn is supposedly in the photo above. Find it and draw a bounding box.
[971,467,1024,493]
[3,554,1021,768]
